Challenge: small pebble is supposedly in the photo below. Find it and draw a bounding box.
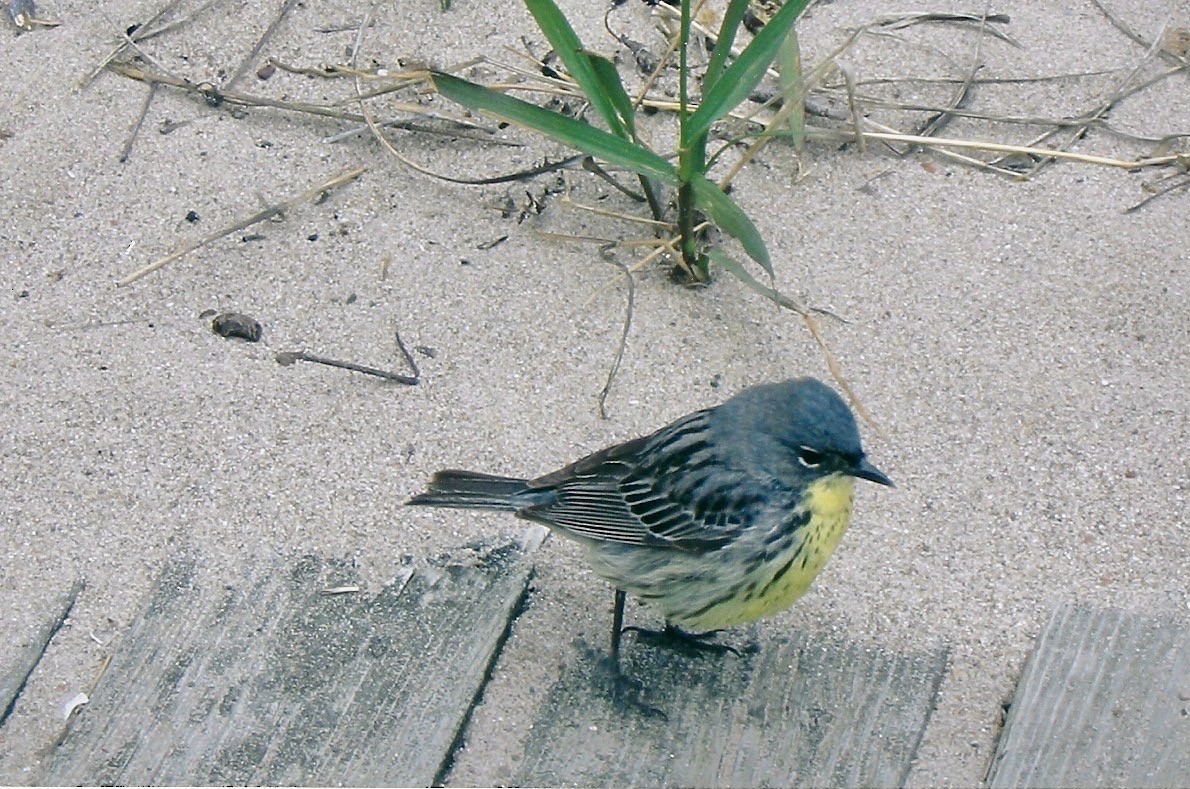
[211,313,262,342]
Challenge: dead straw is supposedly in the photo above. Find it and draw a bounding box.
[118,166,366,286]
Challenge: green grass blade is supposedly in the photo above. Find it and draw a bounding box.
[431,72,677,184]
[524,0,629,138]
[705,247,804,312]
[686,0,810,144]
[777,25,805,150]
[585,51,636,137]
[690,175,770,274]
[703,0,751,93]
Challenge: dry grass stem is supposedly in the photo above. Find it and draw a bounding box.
[118,166,366,286]
[118,82,157,162]
[597,250,636,419]
[223,0,299,89]
[851,130,1181,171]
[108,61,500,147]
[83,0,222,87]
[1091,0,1190,67]
[559,194,674,229]
[801,312,882,436]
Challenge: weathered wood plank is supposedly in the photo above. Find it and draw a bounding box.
[0,577,82,723]
[986,603,1189,788]
[42,530,542,786]
[511,629,948,787]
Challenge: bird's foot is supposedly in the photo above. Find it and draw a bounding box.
[622,622,743,658]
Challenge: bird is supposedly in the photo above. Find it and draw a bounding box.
[408,377,892,667]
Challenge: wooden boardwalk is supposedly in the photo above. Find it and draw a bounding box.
[8,536,1186,786]
[511,629,945,787]
[41,536,541,786]
[986,603,1189,788]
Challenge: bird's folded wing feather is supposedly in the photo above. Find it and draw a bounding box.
[522,413,750,552]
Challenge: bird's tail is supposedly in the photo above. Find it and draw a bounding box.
[407,469,530,511]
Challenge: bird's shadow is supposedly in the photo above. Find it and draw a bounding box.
[555,626,764,723]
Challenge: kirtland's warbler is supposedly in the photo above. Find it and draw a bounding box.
[408,378,891,663]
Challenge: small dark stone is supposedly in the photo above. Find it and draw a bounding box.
[211,313,263,342]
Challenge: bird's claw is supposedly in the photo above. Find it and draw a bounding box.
[622,622,744,658]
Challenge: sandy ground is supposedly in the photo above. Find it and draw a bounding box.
[2,0,1187,785]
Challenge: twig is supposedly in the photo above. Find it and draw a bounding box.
[840,65,865,155]
[343,56,480,103]
[558,195,674,229]
[118,166,366,286]
[392,329,421,382]
[849,118,1027,176]
[82,0,181,86]
[109,60,501,147]
[419,155,584,186]
[275,328,421,384]
[109,61,420,125]
[349,9,475,181]
[872,11,1019,47]
[340,14,551,184]
[990,23,1182,177]
[322,118,513,145]
[275,350,419,384]
[813,91,1121,131]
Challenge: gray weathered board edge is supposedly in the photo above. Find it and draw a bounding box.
[41,528,544,786]
[0,577,83,724]
[986,601,1189,788]
[509,626,950,788]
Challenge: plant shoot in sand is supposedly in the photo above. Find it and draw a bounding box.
[431,0,810,290]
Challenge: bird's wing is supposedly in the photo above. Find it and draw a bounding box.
[521,411,752,552]
[520,434,659,546]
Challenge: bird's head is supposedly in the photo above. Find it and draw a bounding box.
[714,378,893,489]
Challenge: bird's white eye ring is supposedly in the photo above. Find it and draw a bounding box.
[797,446,824,468]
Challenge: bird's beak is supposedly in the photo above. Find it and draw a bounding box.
[853,457,894,487]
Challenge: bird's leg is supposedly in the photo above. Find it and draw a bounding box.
[610,588,626,667]
[601,589,666,720]
[622,621,742,657]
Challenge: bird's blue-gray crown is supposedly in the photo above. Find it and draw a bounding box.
[708,378,879,484]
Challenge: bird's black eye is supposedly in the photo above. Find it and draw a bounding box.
[797,446,824,469]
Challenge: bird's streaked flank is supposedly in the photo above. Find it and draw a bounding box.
[408,378,892,666]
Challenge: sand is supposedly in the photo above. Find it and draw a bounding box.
[1,0,1187,785]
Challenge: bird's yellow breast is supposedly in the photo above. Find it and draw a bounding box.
[684,475,856,629]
